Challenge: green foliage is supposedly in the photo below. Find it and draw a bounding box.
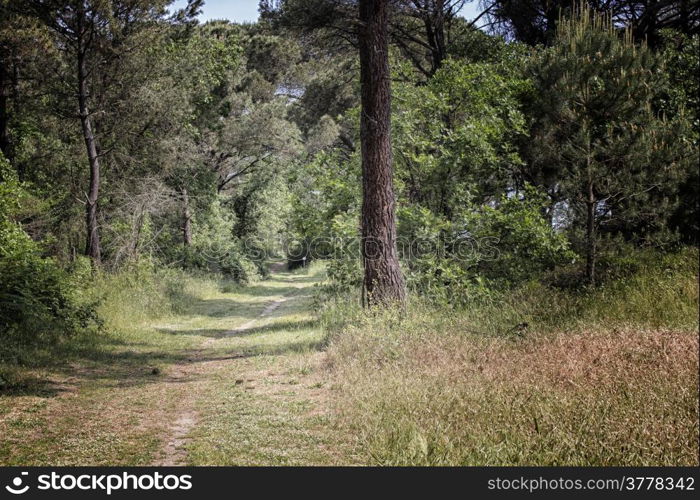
[465,187,575,284]
[0,1,698,467]
[322,212,363,294]
[170,199,261,284]
[658,31,699,130]
[287,147,361,270]
[0,156,99,364]
[658,31,700,243]
[398,187,574,306]
[393,58,529,215]
[525,8,697,259]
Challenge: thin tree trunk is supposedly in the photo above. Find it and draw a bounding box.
[680,0,689,34]
[358,0,406,306]
[431,0,446,74]
[421,0,447,76]
[544,3,559,45]
[585,180,596,287]
[0,59,10,161]
[11,53,23,180]
[182,188,192,246]
[77,11,102,265]
[586,191,596,286]
[131,213,144,258]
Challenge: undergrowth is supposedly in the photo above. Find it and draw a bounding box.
[321,247,699,465]
[0,260,232,390]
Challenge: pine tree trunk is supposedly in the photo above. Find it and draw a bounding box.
[77,14,102,265]
[358,0,406,306]
[586,180,596,287]
[182,188,192,246]
[0,59,9,161]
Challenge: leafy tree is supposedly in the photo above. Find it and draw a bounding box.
[25,0,190,264]
[393,57,529,217]
[659,31,699,242]
[397,186,573,304]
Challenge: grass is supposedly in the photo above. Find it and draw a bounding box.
[184,280,355,465]
[1,250,697,466]
[321,248,699,465]
[0,265,219,465]
[0,262,351,465]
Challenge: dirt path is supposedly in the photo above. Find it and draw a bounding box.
[150,265,348,466]
[0,263,351,466]
[220,296,289,338]
[155,287,295,466]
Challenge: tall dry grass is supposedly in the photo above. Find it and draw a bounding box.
[322,248,699,465]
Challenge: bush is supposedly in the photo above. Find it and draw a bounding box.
[391,187,573,306]
[176,238,260,286]
[321,213,363,294]
[0,157,99,365]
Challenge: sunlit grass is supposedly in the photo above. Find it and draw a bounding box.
[185,268,351,465]
[0,262,344,466]
[1,254,696,466]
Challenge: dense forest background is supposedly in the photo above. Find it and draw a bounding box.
[2,0,697,330]
[0,0,698,466]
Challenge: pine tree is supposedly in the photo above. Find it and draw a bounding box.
[359,0,406,305]
[527,5,695,285]
[26,0,178,265]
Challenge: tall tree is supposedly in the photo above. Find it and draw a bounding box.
[358,0,406,305]
[75,1,102,263]
[26,0,186,264]
[0,0,43,171]
[262,0,487,81]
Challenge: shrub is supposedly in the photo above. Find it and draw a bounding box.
[392,187,574,306]
[0,157,99,365]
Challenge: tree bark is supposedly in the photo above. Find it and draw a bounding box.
[358,0,406,306]
[0,58,10,161]
[77,8,102,265]
[182,187,192,246]
[585,179,596,287]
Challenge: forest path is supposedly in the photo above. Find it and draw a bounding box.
[0,264,352,466]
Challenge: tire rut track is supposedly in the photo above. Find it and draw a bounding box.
[153,291,293,466]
